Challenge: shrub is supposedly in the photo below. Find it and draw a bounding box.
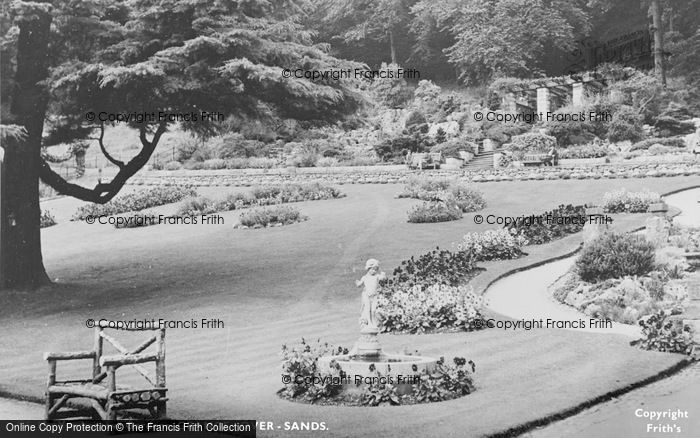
[647,144,671,155]
[163,161,182,170]
[338,156,380,167]
[238,205,307,228]
[176,196,217,217]
[286,152,318,167]
[629,137,687,151]
[40,210,57,228]
[316,157,339,167]
[431,139,475,158]
[456,229,527,261]
[399,177,486,213]
[606,105,644,143]
[405,110,427,129]
[408,198,463,223]
[374,132,433,162]
[544,105,597,146]
[653,116,696,137]
[200,158,227,170]
[505,204,587,245]
[391,247,477,288]
[506,132,557,160]
[224,157,277,169]
[631,310,695,355]
[558,144,609,159]
[73,186,197,220]
[377,284,483,333]
[575,233,657,282]
[174,135,201,161]
[602,189,661,213]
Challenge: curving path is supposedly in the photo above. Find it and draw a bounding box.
[484,257,641,338]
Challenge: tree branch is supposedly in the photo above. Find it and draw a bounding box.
[39,122,167,204]
[98,122,125,169]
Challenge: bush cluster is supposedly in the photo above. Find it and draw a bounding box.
[40,210,57,228]
[407,198,463,223]
[399,177,486,213]
[602,189,661,213]
[629,137,687,151]
[575,233,657,283]
[177,183,345,216]
[390,247,477,288]
[238,205,307,228]
[631,310,695,355]
[557,144,609,159]
[73,186,197,220]
[505,204,587,245]
[505,132,557,160]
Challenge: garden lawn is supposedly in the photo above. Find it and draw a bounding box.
[1,177,698,437]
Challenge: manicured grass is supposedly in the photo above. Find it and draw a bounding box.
[0,177,697,436]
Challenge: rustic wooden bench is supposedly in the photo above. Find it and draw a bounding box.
[44,321,167,420]
[522,154,553,167]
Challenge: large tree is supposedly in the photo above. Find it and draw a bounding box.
[0,0,362,289]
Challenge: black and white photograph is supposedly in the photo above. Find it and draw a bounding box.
[1,0,699,437]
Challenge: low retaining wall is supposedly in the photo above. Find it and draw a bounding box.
[126,162,700,187]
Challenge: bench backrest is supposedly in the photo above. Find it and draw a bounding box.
[93,321,166,390]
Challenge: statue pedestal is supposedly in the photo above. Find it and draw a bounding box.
[355,326,381,357]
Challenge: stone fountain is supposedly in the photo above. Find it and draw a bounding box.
[317,259,437,385]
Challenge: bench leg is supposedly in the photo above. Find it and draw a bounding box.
[156,401,167,419]
[106,402,117,421]
[45,393,54,420]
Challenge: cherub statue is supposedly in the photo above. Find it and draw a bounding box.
[356,258,386,331]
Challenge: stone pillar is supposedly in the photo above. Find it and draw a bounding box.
[537,87,550,115]
[493,152,502,169]
[572,82,584,107]
[502,92,517,112]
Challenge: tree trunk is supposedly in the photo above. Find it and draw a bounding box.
[650,0,666,87]
[1,7,53,289]
[388,29,397,65]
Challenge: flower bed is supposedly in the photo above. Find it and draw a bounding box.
[505,204,587,245]
[73,186,197,220]
[456,229,527,261]
[279,339,476,406]
[407,198,463,223]
[237,205,307,228]
[602,188,661,213]
[377,284,483,333]
[178,182,345,216]
[630,310,695,355]
[398,176,486,213]
[130,161,700,188]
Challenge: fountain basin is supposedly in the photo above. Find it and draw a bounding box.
[317,353,437,379]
